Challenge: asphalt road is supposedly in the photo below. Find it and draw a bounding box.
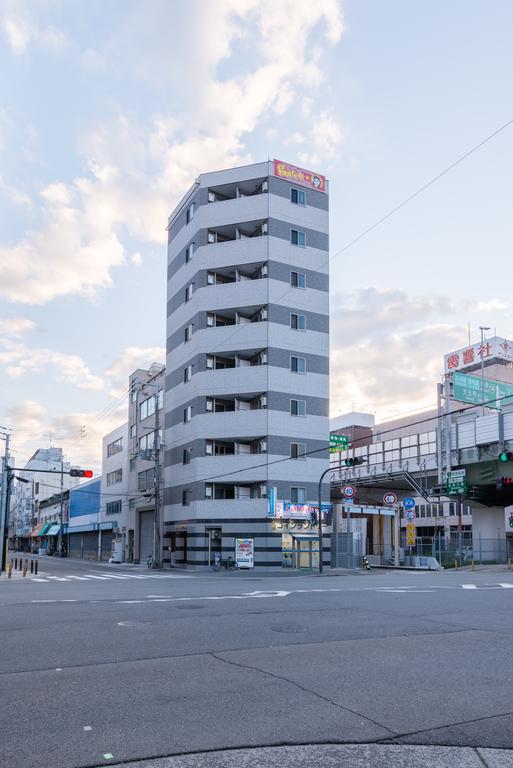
[2,557,513,768]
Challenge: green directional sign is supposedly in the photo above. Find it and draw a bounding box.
[329,434,349,453]
[447,469,467,496]
[453,371,513,411]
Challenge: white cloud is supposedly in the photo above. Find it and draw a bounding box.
[1,3,67,55]
[0,341,103,390]
[2,15,29,54]
[104,346,165,396]
[131,252,142,266]
[465,298,510,314]
[0,0,345,305]
[0,316,35,336]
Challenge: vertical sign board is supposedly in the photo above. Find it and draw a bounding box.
[406,523,416,547]
[447,469,467,495]
[235,538,254,569]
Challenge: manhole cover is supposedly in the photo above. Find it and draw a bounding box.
[117,620,153,627]
[271,625,306,634]
[175,604,203,610]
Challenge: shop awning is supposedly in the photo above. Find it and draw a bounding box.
[35,522,52,537]
[46,524,61,536]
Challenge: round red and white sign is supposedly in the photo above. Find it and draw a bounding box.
[383,492,398,506]
[342,484,356,499]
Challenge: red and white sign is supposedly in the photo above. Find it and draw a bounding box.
[273,159,326,193]
[444,336,513,374]
[383,492,398,506]
[342,484,356,499]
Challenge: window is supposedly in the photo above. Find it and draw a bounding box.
[185,283,193,302]
[34,482,39,494]
[291,487,306,503]
[140,396,156,421]
[106,500,122,516]
[131,388,137,403]
[183,447,192,465]
[129,457,137,471]
[449,502,456,516]
[291,229,306,247]
[139,429,162,452]
[138,469,154,492]
[182,489,191,506]
[290,399,306,416]
[186,203,194,224]
[291,356,306,373]
[130,424,136,438]
[290,313,306,331]
[291,188,306,205]
[290,443,306,460]
[157,389,163,410]
[183,405,192,423]
[185,242,194,263]
[129,499,135,511]
[106,469,123,486]
[107,437,123,457]
[291,271,306,289]
[185,324,192,343]
[184,365,192,383]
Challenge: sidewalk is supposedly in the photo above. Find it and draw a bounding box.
[96,743,513,768]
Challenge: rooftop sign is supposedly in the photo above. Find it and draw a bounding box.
[273,159,326,193]
[444,336,513,374]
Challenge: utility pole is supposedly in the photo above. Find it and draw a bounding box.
[153,388,161,569]
[479,325,490,416]
[0,430,11,573]
[58,459,64,557]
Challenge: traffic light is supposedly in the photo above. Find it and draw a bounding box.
[344,457,366,467]
[496,476,513,490]
[69,468,94,478]
[499,451,513,462]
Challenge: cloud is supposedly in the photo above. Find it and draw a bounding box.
[1,4,67,55]
[0,0,345,305]
[104,346,165,396]
[0,316,35,336]
[465,298,510,314]
[0,341,103,390]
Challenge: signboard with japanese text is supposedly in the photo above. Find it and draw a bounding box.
[406,523,416,546]
[273,159,326,193]
[330,434,350,453]
[270,501,332,520]
[447,469,467,495]
[235,538,254,569]
[444,336,513,374]
[453,371,513,410]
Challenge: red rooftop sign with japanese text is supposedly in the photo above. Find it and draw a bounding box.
[273,159,326,193]
[444,336,513,374]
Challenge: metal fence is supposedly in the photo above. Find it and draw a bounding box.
[402,534,511,568]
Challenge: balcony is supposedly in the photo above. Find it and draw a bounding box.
[207,304,267,328]
[207,219,267,244]
[205,437,267,456]
[207,262,267,285]
[206,393,267,413]
[207,178,268,203]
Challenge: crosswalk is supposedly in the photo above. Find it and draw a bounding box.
[29,572,191,583]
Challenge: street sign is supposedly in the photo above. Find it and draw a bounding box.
[383,492,398,506]
[330,434,350,453]
[406,523,416,546]
[403,497,415,510]
[341,484,356,500]
[405,510,415,521]
[453,371,513,411]
[447,469,467,496]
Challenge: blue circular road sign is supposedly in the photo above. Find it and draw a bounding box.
[403,497,415,510]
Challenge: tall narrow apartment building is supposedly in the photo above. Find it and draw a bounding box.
[164,160,329,568]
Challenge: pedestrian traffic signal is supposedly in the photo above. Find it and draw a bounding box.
[499,451,513,462]
[496,476,513,490]
[344,457,366,467]
[69,468,93,478]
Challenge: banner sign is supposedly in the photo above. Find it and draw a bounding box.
[235,538,254,569]
[273,159,326,193]
[444,336,513,374]
[269,501,332,520]
[453,371,513,410]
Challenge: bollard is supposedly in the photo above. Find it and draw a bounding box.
[454,559,458,569]
[14,557,17,570]
[509,559,512,571]
[22,561,27,577]
[471,560,476,572]
[7,562,12,579]
[35,560,38,575]
[30,560,34,573]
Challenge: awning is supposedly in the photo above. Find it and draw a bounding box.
[34,522,52,537]
[46,524,61,536]
[291,534,320,541]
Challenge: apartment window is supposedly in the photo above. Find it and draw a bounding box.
[140,396,157,421]
[138,468,154,492]
[106,469,123,486]
[129,457,137,471]
[291,487,306,503]
[291,270,306,289]
[107,437,123,457]
[129,498,135,511]
[291,229,306,247]
[183,447,192,465]
[131,388,137,403]
[290,442,306,460]
[34,482,39,494]
[139,429,162,452]
[185,283,193,302]
[130,424,136,438]
[183,405,192,423]
[290,313,306,331]
[291,356,306,373]
[157,389,163,410]
[106,500,122,516]
[185,242,194,263]
[449,502,456,516]
[184,365,192,383]
[186,203,194,224]
[185,324,193,343]
[291,188,306,205]
[182,489,191,506]
[290,399,306,416]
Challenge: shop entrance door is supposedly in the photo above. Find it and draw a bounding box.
[293,536,319,569]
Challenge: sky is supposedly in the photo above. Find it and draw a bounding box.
[1,0,513,472]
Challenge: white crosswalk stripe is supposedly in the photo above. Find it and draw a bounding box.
[24,572,193,583]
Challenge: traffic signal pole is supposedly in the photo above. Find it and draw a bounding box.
[0,432,10,573]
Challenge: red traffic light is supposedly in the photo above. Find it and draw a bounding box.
[69,468,94,478]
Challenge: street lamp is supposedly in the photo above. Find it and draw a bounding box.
[479,326,491,415]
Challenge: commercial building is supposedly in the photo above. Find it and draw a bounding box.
[164,159,330,568]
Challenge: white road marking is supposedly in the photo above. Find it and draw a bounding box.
[65,575,90,581]
[462,584,478,589]
[83,726,92,732]
[30,578,48,582]
[499,583,513,588]
[46,576,68,582]
[84,575,109,580]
